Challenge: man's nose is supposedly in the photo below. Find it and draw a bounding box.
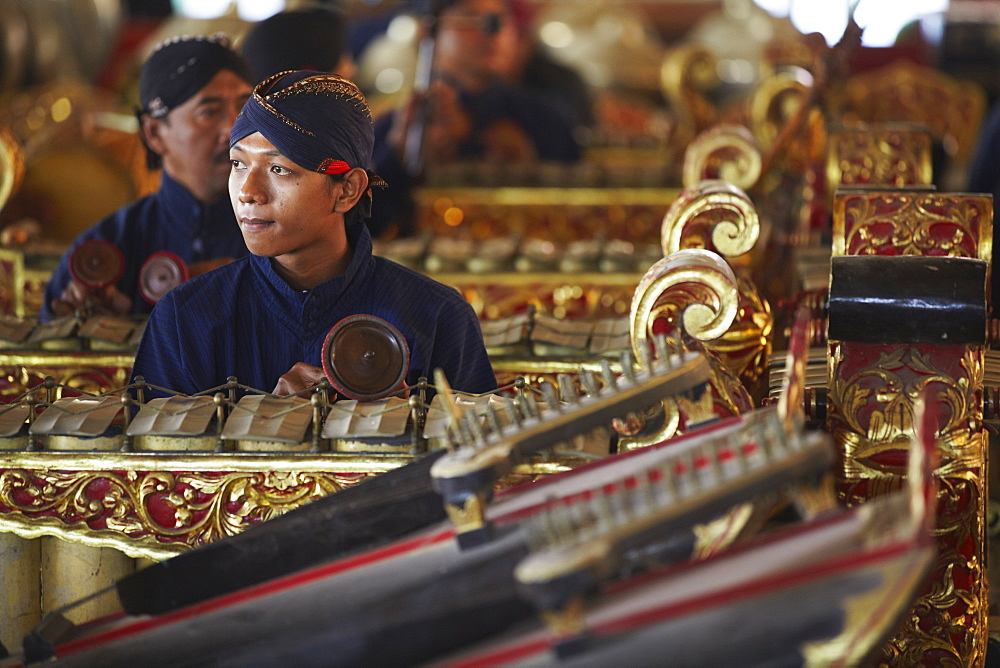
[237,169,266,204]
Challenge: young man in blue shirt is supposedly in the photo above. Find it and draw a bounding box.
[132,71,496,398]
[43,35,252,318]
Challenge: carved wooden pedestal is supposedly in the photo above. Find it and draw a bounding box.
[827,189,992,665]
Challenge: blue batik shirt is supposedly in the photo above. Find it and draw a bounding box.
[132,222,497,398]
[41,171,249,319]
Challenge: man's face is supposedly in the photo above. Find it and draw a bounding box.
[147,69,251,204]
[436,0,517,90]
[229,131,343,261]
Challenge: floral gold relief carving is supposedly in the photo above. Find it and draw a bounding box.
[833,60,985,164]
[827,341,986,665]
[826,124,933,191]
[828,345,980,479]
[833,192,992,260]
[0,453,584,560]
[711,277,772,390]
[0,467,372,558]
[829,186,990,663]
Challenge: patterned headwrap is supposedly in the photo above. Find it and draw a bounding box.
[230,70,386,188]
[139,34,251,119]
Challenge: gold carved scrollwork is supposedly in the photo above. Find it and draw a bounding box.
[828,346,982,481]
[622,251,750,451]
[0,126,25,212]
[682,126,762,192]
[661,44,719,149]
[826,123,933,192]
[657,183,772,389]
[660,179,760,259]
[629,248,739,349]
[827,343,987,665]
[0,467,365,558]
[833,191,993,261]
[750,69,811,153]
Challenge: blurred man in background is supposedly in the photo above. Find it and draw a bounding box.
[43,35,252,318]
[368,0,581,237]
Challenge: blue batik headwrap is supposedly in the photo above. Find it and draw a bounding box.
[140,34,251,120]
[230,70,386,188]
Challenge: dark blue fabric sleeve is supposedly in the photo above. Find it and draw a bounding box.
[427,292,497,395]
[132,292,200,398]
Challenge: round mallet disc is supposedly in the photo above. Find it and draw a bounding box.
[139,251,189,304]
[322,314,410,401]
[69,239,124,289]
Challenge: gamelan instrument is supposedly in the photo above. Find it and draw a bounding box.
[3,333,880,667]
[5,338,697,657]
[89,337,710,618]
[440,408,935,667]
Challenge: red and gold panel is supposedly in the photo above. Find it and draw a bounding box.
[442,272,642,321]
[0,453,579,561]
[414,187,679,245]
[826,123,933,193]
[833,60,986,165]
[827,342,986,665]
[833,190,992,261]
[828,188,990,665]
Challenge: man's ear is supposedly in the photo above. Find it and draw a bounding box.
[139,114,169,158]
[333,168,369,213]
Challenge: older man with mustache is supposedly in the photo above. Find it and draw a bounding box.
[42,35,253,318]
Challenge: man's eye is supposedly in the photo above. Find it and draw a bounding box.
[271,165,291,175]
[231,160,244,169]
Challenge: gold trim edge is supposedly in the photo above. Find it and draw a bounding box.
[0,514,186,561]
